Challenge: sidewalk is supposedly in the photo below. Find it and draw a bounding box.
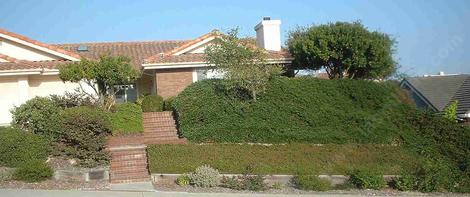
[0,189,418,197]
[0,189,404,197]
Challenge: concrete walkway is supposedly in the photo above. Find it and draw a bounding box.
[0,189,457,197]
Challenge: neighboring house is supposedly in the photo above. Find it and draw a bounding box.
[0,18,292,125]
[401,73,470,123]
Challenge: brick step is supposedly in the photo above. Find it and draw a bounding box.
[142,118,174,122]
[143,123,176,128]
[109,149,146,157]
[143,125,177,130]
[111,161,148,169]
[111,166,148,175]
[145,139,187,145]
[110,171,150,181]
[144,132,179,137]
[111,177,151,184]
[110,159,148,168]
[144,136,181,141]
[111,154,147,162]
[142,112,172,117]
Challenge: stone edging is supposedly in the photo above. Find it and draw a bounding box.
[151,173,397,186]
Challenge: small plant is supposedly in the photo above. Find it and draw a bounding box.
[221,176,243,190]
[348,169,386,190]
[188,165,220,187]
[292,175,331,191]
[13,160,53,182]
[392,174,417,191]
[241,175,267,191]
[141,95,164,112]
[271,182,285,190]
[176,174,190,186]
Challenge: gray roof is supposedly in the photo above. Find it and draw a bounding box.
[452,77,470,115]
[404,74,470,114]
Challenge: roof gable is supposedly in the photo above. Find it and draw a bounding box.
[0,28,80,61]
[404,74,470,112]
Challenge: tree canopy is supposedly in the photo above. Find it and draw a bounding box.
[58,55,141,109]
[287,21,396,79]
[204,29,282,101]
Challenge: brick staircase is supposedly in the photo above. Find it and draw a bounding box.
[143,111,187,145]
[107,111,186,184]
[108,146,151,184]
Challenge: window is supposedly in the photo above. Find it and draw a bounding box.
[195,68,224,81]
[114,84,137,103]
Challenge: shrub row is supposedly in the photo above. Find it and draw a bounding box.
[173,77,404,143]
[147,144,415,175]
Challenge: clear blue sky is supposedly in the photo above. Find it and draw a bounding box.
[1,0,469,76]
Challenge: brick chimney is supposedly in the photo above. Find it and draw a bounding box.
[254,17,281,51]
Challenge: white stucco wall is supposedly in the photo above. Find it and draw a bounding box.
[0,39,59,61]
[0,75,94,125]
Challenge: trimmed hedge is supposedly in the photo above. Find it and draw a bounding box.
[141,95,164,112]
[110,103,143,135]
[147,144,416,174]
[173,77,405,143]
[0,127,50,167]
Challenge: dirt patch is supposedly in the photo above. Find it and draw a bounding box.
[0,179,108,190]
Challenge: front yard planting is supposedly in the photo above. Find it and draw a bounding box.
[147,143,416,175]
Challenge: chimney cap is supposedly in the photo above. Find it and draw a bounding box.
[263,16,271,21]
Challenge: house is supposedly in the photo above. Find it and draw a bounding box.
[401,72,470,123]
[0,18,292,125]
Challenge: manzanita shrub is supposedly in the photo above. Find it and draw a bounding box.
[188,165,220,187]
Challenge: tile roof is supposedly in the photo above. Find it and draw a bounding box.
[0,60,70,71]
[404,74,470,113]
[52,40,188,69]
[0,28,81,60]
[144,50,292,64]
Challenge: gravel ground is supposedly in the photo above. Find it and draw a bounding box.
[0,180,109,190]
[153,180,469,196]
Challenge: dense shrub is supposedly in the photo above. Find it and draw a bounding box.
[11,96,62,139]
[0,127,50,167]
[173,77,403,143]
[13,160,53,182]
[188,165,220,187]
[397,109,470,192]
[147,144,414,175]
[163,96,176,111]
[109,103,143,135]
[348,169,386,190]
[60,107,111,167]
[291,175,331,191]
[141,95,164,112]
[50,91,97,109]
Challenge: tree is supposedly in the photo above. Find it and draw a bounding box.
[443,100,458,121]
[204,29,282,101]
[58,55,141,110]
[287,21,396,79]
